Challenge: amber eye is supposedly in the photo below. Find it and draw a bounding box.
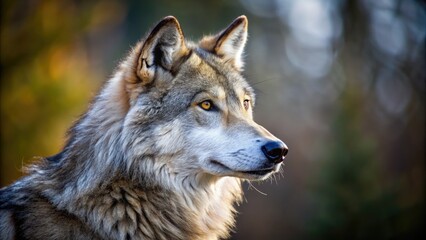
[199,100,213,111]
[243,99,250,110]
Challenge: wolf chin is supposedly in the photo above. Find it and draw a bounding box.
[0,16,288,240]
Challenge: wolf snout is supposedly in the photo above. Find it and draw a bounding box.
[261,141,288,163]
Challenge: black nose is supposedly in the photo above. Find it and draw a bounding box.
[261,141,288,163]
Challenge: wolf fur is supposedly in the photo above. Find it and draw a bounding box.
[0,16,287,240]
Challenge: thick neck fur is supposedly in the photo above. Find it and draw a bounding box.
[22,67,243,240]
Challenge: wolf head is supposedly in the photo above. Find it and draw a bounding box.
[1,16,289,240]
[77,16,287,186]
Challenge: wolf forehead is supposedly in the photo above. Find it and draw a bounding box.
[171,48,255,101]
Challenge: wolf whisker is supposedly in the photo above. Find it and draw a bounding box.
[247,181,267,196]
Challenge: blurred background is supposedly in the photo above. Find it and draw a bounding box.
[1,0,424,239]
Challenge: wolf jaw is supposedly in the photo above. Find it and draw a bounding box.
[0,16,288,240]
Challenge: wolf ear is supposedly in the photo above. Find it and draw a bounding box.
[137,16,188,85]
[199,15,248,70]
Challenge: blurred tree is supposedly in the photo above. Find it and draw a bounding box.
[308,89,400,239]
[307,1,425,238]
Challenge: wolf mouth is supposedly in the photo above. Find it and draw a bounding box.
[240,168,274,175]
[210,160,275,176]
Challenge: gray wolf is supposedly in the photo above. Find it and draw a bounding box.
[0,15,288,239]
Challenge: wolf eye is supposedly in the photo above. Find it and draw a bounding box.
[199,100,213,111]
[243,99,250,110]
